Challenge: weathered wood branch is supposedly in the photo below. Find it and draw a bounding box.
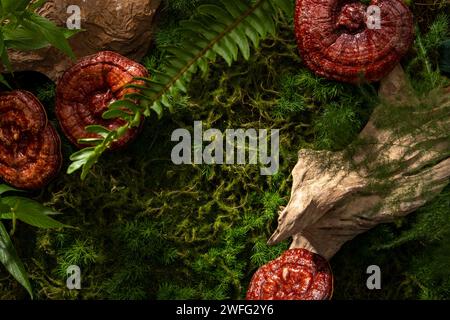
[268,65,450,259]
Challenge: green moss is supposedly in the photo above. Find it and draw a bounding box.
[1,0,449,300]
[332,186,450,300]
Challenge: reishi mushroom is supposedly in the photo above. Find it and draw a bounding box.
[0,90,62,190]
[294,0,414,83]
[56,51,148,149]
[246,249,333,300]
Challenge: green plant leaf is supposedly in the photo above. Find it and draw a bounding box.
[85,125,111,138]
[0,42,13,73]
[69,147,96,162]
[0,184,23,195]
[23,13,76,59]
[102,109,132,120]
[67,159,87,175]
[0,221,33,298]
[108,99,142,113]
[1,0,21,13]
[0,74,11,88]
[77,138,105,146]
[0,196,68,229]
[3,25,50,51]
[28,0,47,11]
[16,0,33,12]
[0,199,10,213]
[80,152,101,180]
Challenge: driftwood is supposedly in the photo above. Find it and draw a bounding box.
[268,65,450,260]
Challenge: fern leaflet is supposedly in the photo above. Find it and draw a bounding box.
[67,0,293,179]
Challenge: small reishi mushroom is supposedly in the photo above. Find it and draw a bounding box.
[0,90,62,190]
[246,249,333,300]
[294,0,414,83]
[56,51,148,149]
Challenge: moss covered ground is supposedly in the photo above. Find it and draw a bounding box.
[0,0,449,299]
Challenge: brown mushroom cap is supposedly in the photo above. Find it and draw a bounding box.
[56,51,148,149]
[0,90,62,190]
[246,249,333,300]
[295,0,414,83]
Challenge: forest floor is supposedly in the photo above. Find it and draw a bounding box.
[0,0,449,299]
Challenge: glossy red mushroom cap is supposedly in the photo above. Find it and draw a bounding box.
[56,51,148,149]
[246,249,333,300]
[295,0,414,83]
[0,90,61,190]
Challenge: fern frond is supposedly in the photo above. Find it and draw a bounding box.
[68,0,293,179]
[141,0,293,118]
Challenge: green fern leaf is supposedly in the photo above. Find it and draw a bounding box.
[67,0,293,178]
[144,0,292,115]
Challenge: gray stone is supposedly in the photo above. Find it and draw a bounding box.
[7,0,161,80]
